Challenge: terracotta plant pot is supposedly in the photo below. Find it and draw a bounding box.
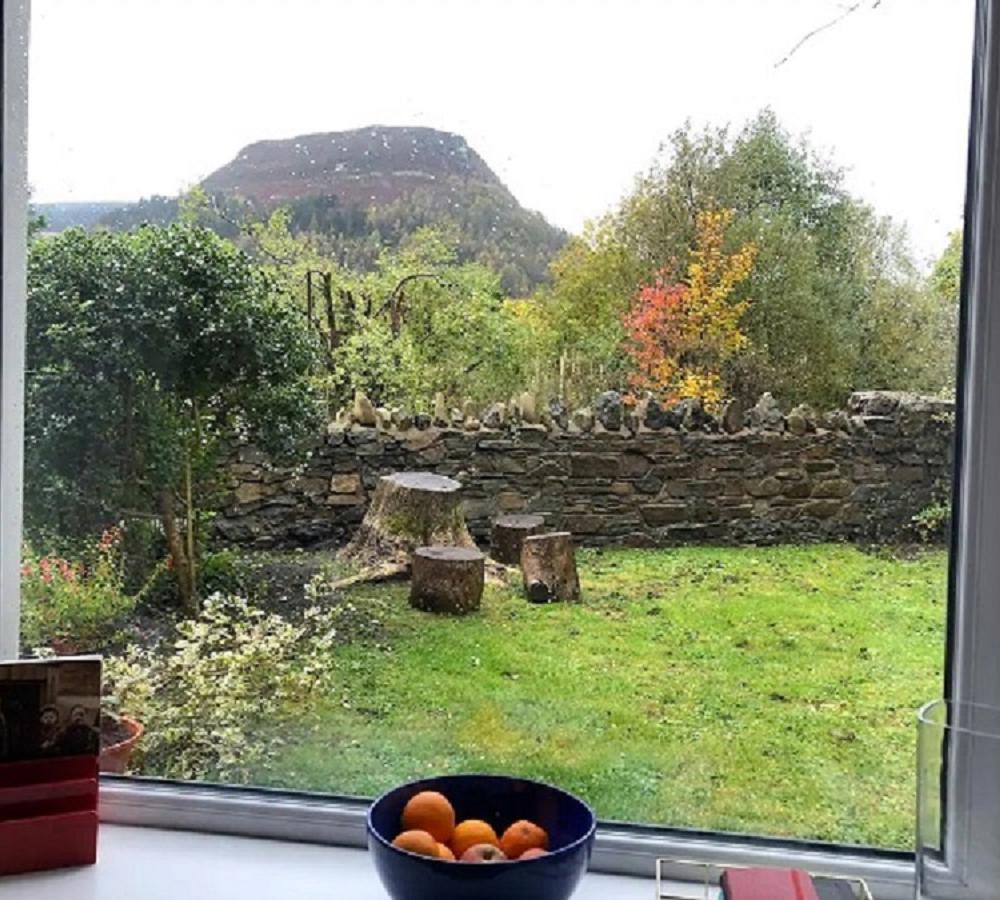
[49,637,82,656]
[99,716,144,774]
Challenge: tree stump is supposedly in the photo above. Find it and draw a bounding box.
[491,514,545,565]
[521,532,580,603]
[410,546,485,615]
[339,471,475,567]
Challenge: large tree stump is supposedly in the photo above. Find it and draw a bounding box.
[521,532,580,603]
[491,514,545,565]
[339,472,475,567]
[410,546,485,615]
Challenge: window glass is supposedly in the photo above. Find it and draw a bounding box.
[20,0,973,848]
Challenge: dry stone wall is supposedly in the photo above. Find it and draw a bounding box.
[215,391,954,550]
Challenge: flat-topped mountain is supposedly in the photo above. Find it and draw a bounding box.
[38,126,567,295]
[201,125,507,206]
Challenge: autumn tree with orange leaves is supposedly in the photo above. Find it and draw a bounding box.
[623,208,756,410]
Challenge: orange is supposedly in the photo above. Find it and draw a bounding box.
[392,829,441,858]
[401,791,456,844]
[519,847,549,861]
[436,842,455,861]
[451,819,499,858]
[500,819,549,860]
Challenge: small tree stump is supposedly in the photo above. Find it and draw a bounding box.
[339,471,475,567]
[491,514,545,565]
[521,532,580,603]
[410,546,485,615]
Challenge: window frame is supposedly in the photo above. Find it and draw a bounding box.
[933,0,1000,895]
[0,0,28,662]
[1,0,996,896]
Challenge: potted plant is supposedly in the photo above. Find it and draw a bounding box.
[99,712,144,774]
[100,658,148,774]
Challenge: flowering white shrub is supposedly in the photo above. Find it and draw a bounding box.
[103,594,339,781]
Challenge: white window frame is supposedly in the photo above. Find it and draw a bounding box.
[0,0,28,663]
[1,1,997,897]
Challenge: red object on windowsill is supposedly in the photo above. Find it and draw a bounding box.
[721,867,820,900]
[0,755,99,876]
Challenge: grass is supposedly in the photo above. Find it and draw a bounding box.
[252,544,946,849]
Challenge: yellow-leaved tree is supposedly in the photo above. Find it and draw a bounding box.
[623,207,756,410]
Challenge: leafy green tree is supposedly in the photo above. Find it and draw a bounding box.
[535,110,957,408]
[931,229,963,304]
[328,228,531,409]
[923,228,963,394]
[527,223,639,406]
[25,224,321,612]
[98,177,567,297]
[366,180,567,296]
[186,195,531,411]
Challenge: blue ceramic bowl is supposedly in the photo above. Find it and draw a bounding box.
[367,774,596,900]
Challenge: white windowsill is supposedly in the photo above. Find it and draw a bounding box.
[1,824,700,899]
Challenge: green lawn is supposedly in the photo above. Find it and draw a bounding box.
[257,545,946,849]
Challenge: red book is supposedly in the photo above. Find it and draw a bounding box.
[721,867,820,900]
[0,657,101,875]
[0,755,99,875]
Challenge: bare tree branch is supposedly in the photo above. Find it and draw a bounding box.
[376,272,456,319]
[774,0,881,69]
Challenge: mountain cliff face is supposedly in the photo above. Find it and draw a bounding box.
[66,126,566,294]
[201,125,506,206]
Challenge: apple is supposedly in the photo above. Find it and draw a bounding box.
[518,848,549,860]
[460,843,508,863]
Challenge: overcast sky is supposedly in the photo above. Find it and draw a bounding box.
[28,0,974,263]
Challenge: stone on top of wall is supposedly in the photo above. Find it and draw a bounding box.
[327,389,953,442]
[720,398,744,434]
[748,392,784,431]
[548,398,569,430]
[433,392,449,427]
[482,402,505,430]
[847,390,954,418]
[594,391,623,431]
[786,404,817,436]
[217,390,955,551]
[643,396,674,431]
[571,407,595,432]
[518,392,538,425]
[352,391,377,427]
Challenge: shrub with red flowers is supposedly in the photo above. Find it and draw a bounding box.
[20,528,137,652]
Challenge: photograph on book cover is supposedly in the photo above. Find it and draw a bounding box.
[0,658,101,762]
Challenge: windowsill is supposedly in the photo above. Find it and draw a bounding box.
[1,824,699,899]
